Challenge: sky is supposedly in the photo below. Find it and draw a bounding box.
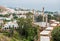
[0,0,60,11]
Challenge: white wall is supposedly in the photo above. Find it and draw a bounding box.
[40,36,50,41]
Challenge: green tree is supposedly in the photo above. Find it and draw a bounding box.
[4,14,10,17]
[13,13,18,19]
[9,27,14,37]
[26,12,33,20]
[36,15,43,22]
[17,17,38,41]
[48,14,52,22]
[51,26,60,41]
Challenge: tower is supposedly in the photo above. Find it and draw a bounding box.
[32,9,34,22]
[42,7,44,22]
[46,14,48,27]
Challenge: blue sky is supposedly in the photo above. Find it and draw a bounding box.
[0,0,60,11]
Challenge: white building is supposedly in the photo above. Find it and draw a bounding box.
[6,8,15,13]
[40,30,51,41]
[2,20,18,29]
[15,11,32,14]
[14,10,33,18]
[34,22,49,27]
[0,11,8,15]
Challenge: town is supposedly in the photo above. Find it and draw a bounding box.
[0,6,60,41]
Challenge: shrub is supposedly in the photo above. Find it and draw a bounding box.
[51,26,60,41]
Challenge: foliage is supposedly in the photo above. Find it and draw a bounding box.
[0,26,2,29]
[26,12,33,20]
[0,14,10,17]
[0,31,21,41]
[44,11,53,14]
[48,14,51,22]
[54,15,60,21]
[36,15,46,22]
[17,17,38,41]
[13,13,18,19]
[0,14,4,17]
[51,26,60,41]
[4,14,10,17]
[0,12,38,41]
[36,15,43,22]
[36,14,57,22]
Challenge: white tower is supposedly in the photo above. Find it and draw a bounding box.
[46,14,48,27]
[42,7,44,22]
[32,9,34,22]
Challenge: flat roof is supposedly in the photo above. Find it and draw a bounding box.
[45,27,53,31]
[34,22,49,27]
[40,30,51,35]
[51,23,57,26]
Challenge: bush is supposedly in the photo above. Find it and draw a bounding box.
[51,26,60,41]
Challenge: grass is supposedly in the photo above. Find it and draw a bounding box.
[0,30,22,41]
[0,33,11,41]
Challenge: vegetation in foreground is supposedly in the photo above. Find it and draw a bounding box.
[0,12,39,41]
[51,26,60,41]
